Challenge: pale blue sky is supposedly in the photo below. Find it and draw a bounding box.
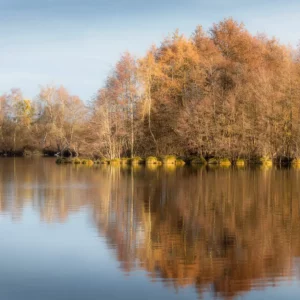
[0,0,299,100]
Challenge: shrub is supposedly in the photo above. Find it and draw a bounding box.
[161,155,177,165]
[120,158,130,164]
[81,159,94,166]
[87,160,94,166]
[23,149,32,157]
[72,157,81,164]
[32,150,43,157]
[24,149,43,157]
[100,158,108,164]
[176,159,185,166]
[110,158,120,165]
[219,158,231,167]
[190,157,207,165]
[208,158,218,165]
[130,157,144,165]
[260,156,272,166]
[146,156,159,164]
[235,159,245,167]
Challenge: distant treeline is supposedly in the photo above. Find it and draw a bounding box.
[1,18,300,162]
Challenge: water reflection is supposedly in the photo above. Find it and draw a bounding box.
[1,158,300,299]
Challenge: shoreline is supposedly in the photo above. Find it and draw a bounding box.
[1,151,298,167]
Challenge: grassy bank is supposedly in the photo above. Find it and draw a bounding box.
[54,155,292,168]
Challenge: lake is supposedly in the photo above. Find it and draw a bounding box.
[1,158,300,299]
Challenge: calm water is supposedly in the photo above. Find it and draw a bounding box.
[1,158,300,299]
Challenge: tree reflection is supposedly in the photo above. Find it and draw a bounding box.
[1,159,300,299]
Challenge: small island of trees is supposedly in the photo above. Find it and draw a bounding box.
[1,19,300,166]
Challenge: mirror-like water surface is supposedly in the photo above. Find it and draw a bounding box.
[1,158,300,299]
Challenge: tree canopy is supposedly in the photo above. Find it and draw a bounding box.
[1,18,300,161]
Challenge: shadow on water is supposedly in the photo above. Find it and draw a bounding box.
[1,158,300,299]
